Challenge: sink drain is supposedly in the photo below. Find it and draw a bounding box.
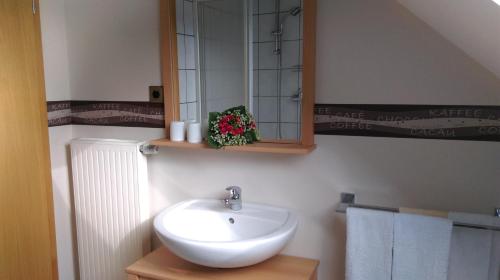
[228,217,235,224]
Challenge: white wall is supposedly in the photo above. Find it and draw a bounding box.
[43,0,500,279]
[64,0,161,101]
[398,0,500,81]
[47,126,77,280]
[316,0,500,105]
[41,0,163,277]
[40,0,77,279]
[147,136,500,279]
[40,0,71,101]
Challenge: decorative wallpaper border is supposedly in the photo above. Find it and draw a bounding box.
[48,101,500,142]
[47,101,72,126]
[314,104,500,142]
[47,101,165,128]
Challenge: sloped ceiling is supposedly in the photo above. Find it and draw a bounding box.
[398,0,500,80]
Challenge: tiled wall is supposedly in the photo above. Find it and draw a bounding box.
[176,0,199,121]
[252,0,303,140]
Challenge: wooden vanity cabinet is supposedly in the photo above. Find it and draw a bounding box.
[126,247,319,280]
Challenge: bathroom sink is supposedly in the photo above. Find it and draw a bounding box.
[153,199,298,268]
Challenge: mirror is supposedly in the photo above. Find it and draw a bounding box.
[162,0,314,146]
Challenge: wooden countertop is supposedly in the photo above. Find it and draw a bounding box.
[126,247,319,280]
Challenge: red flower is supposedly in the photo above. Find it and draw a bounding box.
[230,126,244,136]
[222,115,234,123]
[219,118,234,135]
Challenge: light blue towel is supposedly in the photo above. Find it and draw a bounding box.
[448,227,492,280]
[392,213,453,280]
[346,208,394,280]
[448,212,500,280]
[489,231,500,280]
[449,212,500,228]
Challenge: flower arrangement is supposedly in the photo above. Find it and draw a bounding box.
[208,106,260,148]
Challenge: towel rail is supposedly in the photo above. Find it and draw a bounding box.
[336,193,500,232]
[139,143,159,155]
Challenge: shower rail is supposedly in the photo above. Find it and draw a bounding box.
[336,193,500,232]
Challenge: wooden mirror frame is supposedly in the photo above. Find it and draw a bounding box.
[156,0,316,154]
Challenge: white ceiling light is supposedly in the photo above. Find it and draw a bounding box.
[492,0,500,5]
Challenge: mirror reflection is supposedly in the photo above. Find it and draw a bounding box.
[176,0,304,141]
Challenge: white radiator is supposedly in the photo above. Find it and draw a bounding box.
[70,138,150,280]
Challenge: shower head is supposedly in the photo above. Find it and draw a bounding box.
[289,6,302,16]
[272,6,302,55]
[278,6,302,26]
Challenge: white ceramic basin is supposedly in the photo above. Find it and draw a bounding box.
[153,199,298,268]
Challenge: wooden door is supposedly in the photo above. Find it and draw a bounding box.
[0,0,58,279]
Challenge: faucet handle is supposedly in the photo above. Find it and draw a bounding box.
[226,186,241,199]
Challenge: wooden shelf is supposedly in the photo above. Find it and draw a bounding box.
[149,139,316,155]
[126,247,319,280]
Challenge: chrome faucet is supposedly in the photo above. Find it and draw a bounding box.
[223,186,242,211]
